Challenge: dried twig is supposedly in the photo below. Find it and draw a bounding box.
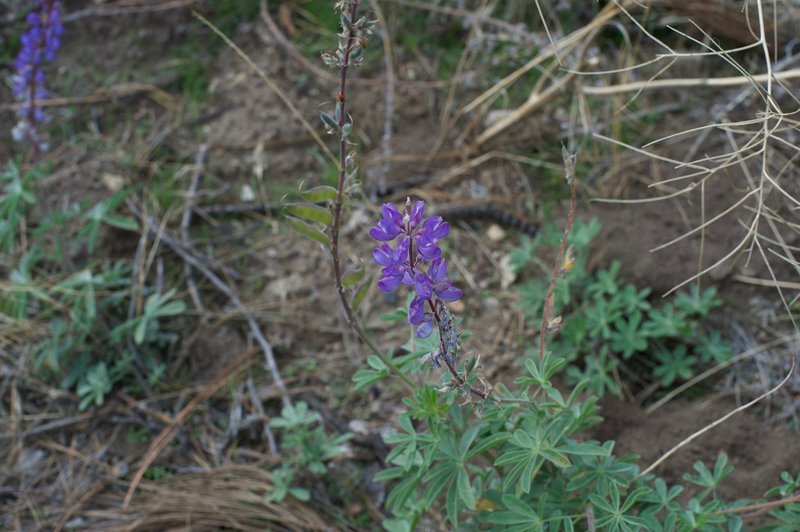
[325,1,415,392]
[0,82,175,113]
[581,67,800,96]
[181,144,208,312]
[246,376,278,456]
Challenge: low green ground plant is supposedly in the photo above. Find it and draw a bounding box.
[512,218,734,397]
[267,401,352,503]
[1,162,184,410]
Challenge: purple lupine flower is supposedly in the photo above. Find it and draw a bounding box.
[11,0,64,150]
[415,216,449,261]
[412,260,461,302]
[373,238,413,292]
[427,258,462,302]
[370,198,462,340]
[369,203,404,241]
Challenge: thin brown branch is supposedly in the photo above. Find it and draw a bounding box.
[539,149,577,363]
[181,144,208,312]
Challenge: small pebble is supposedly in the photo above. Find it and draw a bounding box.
[487,224,506,241]
[449,300,465,314]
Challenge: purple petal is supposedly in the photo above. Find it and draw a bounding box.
[422,217,449,240]
[401,269,415,286]
[429,258,447,283]
[414,272,433,300]
[409,200,425,229]
[372,244,395,267]
[370,203,404,241]
[408,296,425,325]
[377,274,402,292]
[382,203,403,225]
[369,221,400,241]
[437,284,462,302]
[416,315,434,338]
[416,237,441,261]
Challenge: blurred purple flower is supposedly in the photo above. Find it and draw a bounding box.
[11,0,64,150]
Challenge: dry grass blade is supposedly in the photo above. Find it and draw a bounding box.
[0,82,176,112]
[89,465,328,531]
[581,67,800,96]
[462,1,623,115]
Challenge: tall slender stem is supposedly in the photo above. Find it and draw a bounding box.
[327,1,414,391]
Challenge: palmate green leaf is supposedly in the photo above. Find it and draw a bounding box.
[610,311,648,359]
[590,484,652,531]
[352,366,389,390]
[287,217,330,246]
[566,452,635,493]
[382,518,413,532]
[560,440,613,458]
[467,431,511,459]
[128,288,186,344]
[458,426,480,459]
[768,502,800,531]
[446,479,460,527]
[423,461,455,507]
[384,416,420,471]
[539,447,570,468]
[353,355,390,390]
[286,203,333,225]
[385,470,422,512]
[302,185,338,203]
[497,449,543,494]
[487,494,542,529]
[373,466,406,482]
[420,428,479,525]
[653,345,696,387]
[674,285,721,318]
[456,467,475,511]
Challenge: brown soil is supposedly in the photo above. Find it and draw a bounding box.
[594,396,799,502]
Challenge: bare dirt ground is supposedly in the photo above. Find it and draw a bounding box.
[1,1,799,529]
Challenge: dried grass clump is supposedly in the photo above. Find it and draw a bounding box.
[83,465,329,531]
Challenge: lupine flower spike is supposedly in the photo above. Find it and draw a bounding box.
[11,0,64,151]
[371,199,462,368]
